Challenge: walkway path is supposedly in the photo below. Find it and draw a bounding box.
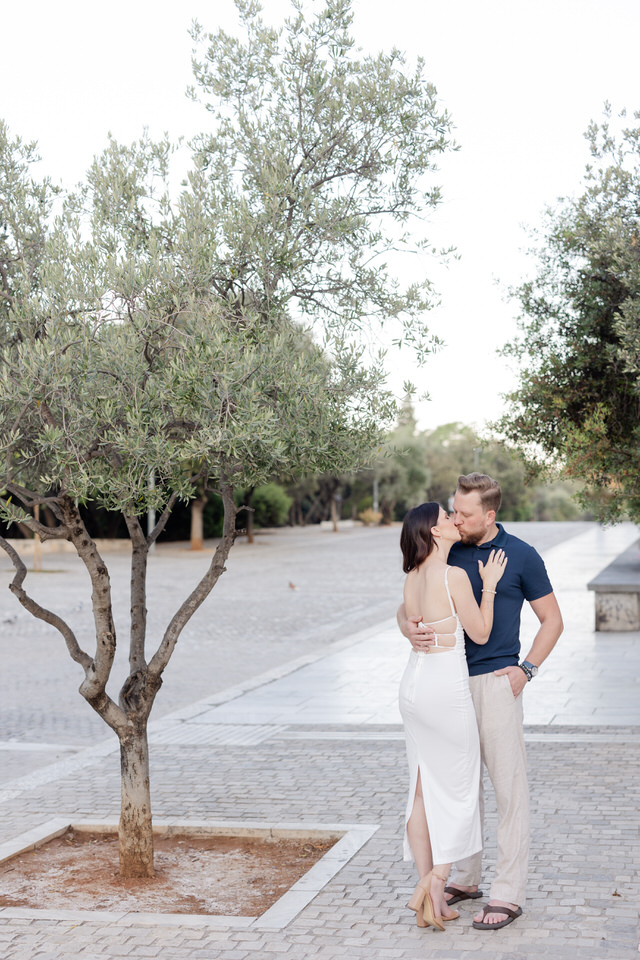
[0,521,639,958]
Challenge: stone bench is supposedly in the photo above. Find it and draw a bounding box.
[587,539,640,631]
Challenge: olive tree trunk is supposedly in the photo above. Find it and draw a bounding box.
[119,725,154,877]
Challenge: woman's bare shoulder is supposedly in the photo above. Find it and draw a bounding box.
[404,567,422,592]
[447,566,471,587]
[403,568,421,610]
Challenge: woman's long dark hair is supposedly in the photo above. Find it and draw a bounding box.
[400,502,441,574]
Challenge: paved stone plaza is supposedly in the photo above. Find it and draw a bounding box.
[0,521,639,959]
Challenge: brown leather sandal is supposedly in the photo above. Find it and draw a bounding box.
[472,905,523,930]
[444,885,483,905]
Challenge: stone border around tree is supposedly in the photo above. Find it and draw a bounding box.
[0,817,379,929]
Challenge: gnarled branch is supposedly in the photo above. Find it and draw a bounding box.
[0,534,91,670]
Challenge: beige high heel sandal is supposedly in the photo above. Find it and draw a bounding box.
[408,872,431,924]
[407,872,445,931]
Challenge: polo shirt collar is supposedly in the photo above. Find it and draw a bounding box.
[475,522,508,550]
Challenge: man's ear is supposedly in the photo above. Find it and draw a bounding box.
[485,510,496,527]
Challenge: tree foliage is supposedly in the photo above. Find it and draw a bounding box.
[0,120,58,335]
[496,106,640,522]
[188,0,453,361]
[0,0,455,877]
[372,402,429,523]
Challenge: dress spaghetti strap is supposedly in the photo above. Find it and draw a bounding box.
[443,566,456,617]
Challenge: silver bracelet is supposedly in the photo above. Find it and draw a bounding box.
[482,589,496,594]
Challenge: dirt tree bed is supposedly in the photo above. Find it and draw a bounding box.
[0,829,336,916]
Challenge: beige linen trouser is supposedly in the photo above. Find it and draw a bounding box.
[450,671,529,907]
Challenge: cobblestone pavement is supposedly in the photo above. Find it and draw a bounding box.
[1,521,639,959]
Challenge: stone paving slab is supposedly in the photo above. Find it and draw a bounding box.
[0,731,639,956]
[1,521,640,958]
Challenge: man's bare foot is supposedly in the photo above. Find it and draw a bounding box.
[473,900,520,926]
[443,883,479,903]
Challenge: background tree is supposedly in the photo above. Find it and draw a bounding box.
[0,0,454,879]
[422,423,587,520]
[337,402,427,524]
[374,402,429,523]
[496,106,640,522]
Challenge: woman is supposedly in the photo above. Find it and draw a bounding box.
[399,502,507,930]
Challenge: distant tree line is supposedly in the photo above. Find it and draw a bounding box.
[1,410,589,544]
[339,410,592,526]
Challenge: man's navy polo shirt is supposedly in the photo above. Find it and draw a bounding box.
[448,523,553,676]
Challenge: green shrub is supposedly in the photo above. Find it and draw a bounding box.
[359,507,382,526]
[237,483,293,528]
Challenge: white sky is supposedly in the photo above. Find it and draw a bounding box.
[3,0,640,431]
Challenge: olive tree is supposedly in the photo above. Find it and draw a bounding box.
[0,0,454,877]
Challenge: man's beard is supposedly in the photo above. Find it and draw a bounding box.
[458,530,484,546]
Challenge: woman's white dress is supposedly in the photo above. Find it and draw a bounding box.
[399,566,482,864]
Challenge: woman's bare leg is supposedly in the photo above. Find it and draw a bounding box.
[406,770,433,877]
[406,772,459,925]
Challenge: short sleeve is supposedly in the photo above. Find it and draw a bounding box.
[521,546,553,602]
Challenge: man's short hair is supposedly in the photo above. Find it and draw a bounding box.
[456,472,502,514]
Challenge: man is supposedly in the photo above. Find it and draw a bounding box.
[397,472,563,929]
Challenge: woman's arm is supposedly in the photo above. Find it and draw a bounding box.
[448,550,507,644]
